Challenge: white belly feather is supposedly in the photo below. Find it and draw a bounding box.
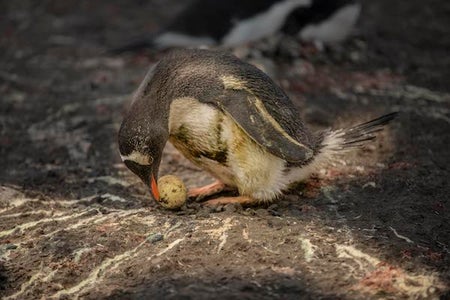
[168,97,293,201]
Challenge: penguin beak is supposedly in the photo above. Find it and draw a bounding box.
[150,173,160,201]
[123,160,160,201]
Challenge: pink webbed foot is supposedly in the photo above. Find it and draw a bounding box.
[202,196,256,207]
[188,180,232,201]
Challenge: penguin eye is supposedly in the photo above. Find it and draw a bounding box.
[118,140,134,158]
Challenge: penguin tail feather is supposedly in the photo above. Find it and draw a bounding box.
[318,112,398,155]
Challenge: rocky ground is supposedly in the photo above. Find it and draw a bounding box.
[0,0,449,299]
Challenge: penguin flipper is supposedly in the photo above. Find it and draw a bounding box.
[216,89,314,163]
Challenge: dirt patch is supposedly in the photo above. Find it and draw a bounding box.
[1,0,449,299]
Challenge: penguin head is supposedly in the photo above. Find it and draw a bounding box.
[117,60,170,202]
[118,119,167,201]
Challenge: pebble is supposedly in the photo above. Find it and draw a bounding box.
[146,233,164,244]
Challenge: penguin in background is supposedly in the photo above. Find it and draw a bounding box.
[282,0,361,44]
[118,49,397,206]
[110,0,361,53]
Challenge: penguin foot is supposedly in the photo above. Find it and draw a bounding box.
[188,180,228,201]
[202,196,255,207]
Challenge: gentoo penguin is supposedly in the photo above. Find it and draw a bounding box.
[111,0,361,52]
[118,49,396,206]
[282,0,361,44]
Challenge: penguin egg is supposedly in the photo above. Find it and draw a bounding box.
[157,175,187,209]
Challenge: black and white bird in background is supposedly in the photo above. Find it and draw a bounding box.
[111,0,361,53]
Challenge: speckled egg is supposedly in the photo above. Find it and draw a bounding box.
[157,175,187,209]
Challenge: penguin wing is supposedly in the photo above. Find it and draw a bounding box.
[215,89,314,163]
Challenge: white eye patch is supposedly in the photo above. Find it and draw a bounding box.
[120,150,153,166]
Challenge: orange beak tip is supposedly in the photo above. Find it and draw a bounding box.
[150,174,160,201]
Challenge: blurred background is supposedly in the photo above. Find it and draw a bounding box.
[0,1,449,299]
